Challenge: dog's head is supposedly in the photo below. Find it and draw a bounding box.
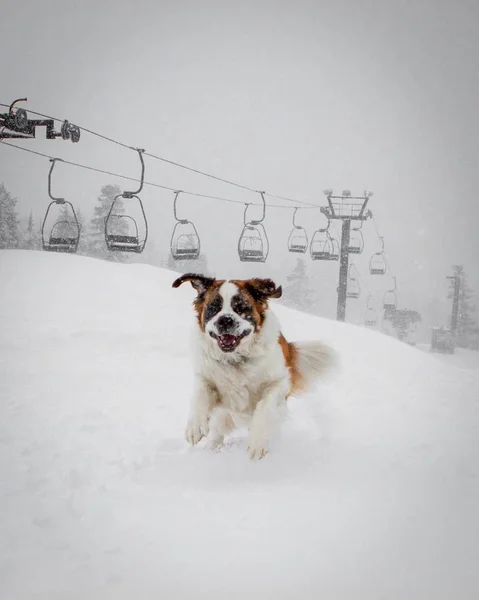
[172,273,282,354]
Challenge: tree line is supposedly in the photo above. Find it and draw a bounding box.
[1,180,478,348]
[0,182,129,262]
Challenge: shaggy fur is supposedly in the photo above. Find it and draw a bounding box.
[172,273,335,459]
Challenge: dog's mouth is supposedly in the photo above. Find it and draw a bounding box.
[209,330,251,352]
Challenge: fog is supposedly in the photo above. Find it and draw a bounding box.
[1,0,478,334]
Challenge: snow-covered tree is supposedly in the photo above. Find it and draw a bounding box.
[75,207,89,255]
[0,183,20,249]
[282,258,316,313]
[23,211,41,250]
[89,185,128,262]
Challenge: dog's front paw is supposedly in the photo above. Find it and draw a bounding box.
[185,416,209,445]
[247,437,269,460]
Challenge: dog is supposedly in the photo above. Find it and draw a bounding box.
[172,273,335,459]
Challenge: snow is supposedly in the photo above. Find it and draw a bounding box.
[1,249,478,600]
[417,343,479,371]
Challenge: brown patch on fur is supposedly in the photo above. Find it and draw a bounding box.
[230,279,281,331]
[228,280,263,330]
[173,274,282,334]
[194,280,224,331]
[278,333,302,397]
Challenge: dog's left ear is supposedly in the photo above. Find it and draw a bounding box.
[172,273,216,295]
[246,278,282,301]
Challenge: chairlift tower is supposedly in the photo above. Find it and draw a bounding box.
[321,189,373,322]
[446,272,461,337]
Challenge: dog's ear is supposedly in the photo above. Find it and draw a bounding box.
[172,273,216,295]
[246,278,282,301]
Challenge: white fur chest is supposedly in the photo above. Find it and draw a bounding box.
[192,311,290,416]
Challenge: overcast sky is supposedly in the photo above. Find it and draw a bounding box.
[1,0,478,323]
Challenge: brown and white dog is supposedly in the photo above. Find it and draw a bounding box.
[172,273,335,459]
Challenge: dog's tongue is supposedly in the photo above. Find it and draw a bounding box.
[219,334,237,346]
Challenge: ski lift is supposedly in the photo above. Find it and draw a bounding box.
[329,236,340,261]
[310,219,338,261]
[369,237,387,275]
[105,149,148,253]
[287,209,308,253]
[238,193,269,262]
[383,276,398,311]
[348,221,364,254]
[41,158,81,253]
[365,295,377,326]
[346,265,361,299]
[170,190,201,260]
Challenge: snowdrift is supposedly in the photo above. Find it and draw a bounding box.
[1,250,478,600]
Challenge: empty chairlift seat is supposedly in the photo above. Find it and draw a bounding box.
[104,150,149,254]
[170,191,201,261]
[346,265,361,299]
[42,159,81,254]
[369,238,387,275]
[105,214,145,253]
[238,196,269,263]
[238,225,267,262]
[287,209,308,253]
[369,252,387,275]
[383,277,398,311]
[171,227,201,260]
[46,220,80,253]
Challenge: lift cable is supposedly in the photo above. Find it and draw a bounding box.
[1,140,321,212]
[0,101,320,209]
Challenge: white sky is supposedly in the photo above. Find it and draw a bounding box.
[1,0,478,323]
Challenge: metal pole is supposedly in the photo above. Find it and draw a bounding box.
[337,218,351,321]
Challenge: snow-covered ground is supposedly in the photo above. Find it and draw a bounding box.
[417,343,479,371]
[1,250,478,600]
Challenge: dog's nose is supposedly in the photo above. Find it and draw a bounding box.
[216,314,236,333]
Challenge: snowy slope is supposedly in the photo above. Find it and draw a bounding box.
[1,250,478,600]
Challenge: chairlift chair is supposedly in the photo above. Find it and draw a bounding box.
[170,191,201,260]
[310,234,333,260]
[287,209,308,253]
[346,280,360,299]
[346,265,361,299]
[364,296,377,326]
[239,226,265,261]
[105,214,142,252]
[310,218,336,260]
[47,220,80,253]
[238,194,269,262]
[41,158,81,253]
[383,277,398,311]
[329,237,340,261]
[348,221,364,254]
[369,237,387,275]
[370,253,387,275]
[104,149,148,253]
[365,309,377,326]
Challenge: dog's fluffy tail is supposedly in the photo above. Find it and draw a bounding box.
[291,340,338,394]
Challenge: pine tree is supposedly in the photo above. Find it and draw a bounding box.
[283,257,315,313]
[449,265,478,348]
[0,183,20,249]
[24,211,41,250]
[75,207,88,255]
[89,184,128,262]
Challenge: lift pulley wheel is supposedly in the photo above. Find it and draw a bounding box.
[14,108,28,130]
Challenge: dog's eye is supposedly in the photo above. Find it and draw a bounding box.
[205,298,223,322]
[231,296,252,316]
